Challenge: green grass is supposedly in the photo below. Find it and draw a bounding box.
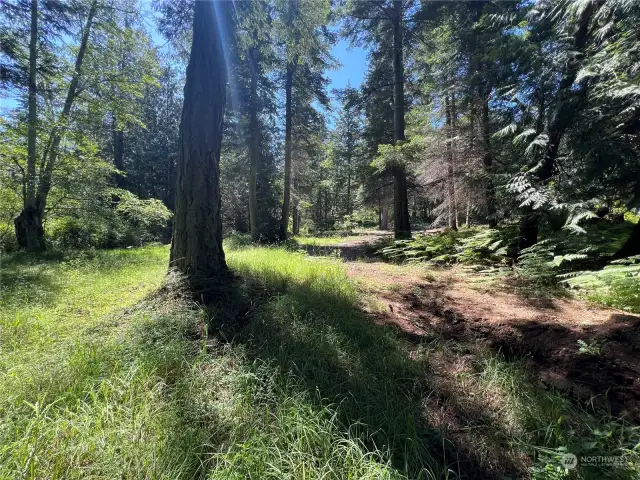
[1,243,638,479]
[292,234,362,247]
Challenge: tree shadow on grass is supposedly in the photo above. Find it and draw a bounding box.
[209,264,528,480]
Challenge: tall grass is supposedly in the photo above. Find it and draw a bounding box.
[0,246,446,479]
[1,244,637,479]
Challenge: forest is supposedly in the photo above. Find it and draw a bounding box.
[1,0,639,479]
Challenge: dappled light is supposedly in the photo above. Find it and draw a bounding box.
[2,0,640,478]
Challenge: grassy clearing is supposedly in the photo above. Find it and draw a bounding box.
[292,234,362,246]
[1,243,638,479]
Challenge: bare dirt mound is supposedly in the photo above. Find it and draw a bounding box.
[347,262,640,420]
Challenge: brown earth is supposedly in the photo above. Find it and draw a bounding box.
[346,259,640,421]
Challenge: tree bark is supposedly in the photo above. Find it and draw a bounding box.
[25,0,37,208]
[292,171,300,235]
[112,115,126,188]
[517,1,595,252]
[16,0,97,250]
[248,47,259,241]
[380,203,389,230]
[391,0,411,239]
[170,0,228,281]
[445,93,458,231]
[480,96,496,227]
[279,61,295,239]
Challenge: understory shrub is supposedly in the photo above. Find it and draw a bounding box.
[48,190,172,249]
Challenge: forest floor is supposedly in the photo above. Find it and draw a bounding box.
[300,233,640,476]
[344,254,640,420]
[2,238,639,480]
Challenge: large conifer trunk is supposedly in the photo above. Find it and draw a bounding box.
[279,62,295,239]
[170,1,227,280]
[248,48,259,241]
[391,0,410,239]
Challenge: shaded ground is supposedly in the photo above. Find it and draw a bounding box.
[305,234,640,420]
[299,231,392,261]
[348,262,640,420]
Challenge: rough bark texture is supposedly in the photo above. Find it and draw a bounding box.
[25,0,38,208]
[517,2,595,252]
[170,1,227,280]
[15,0,97,250]
[279,62,295,239]
[14,206,44,251]
[391,0,410,239]
[248,48,259,241]
[380,204,388,230]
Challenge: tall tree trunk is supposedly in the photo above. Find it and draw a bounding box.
[170,1,227,281]
[517,1,595,252]
[480,96,496,227]
[292,171,300,235]
[14,0,43,250]
[279,61,295,239]
[391,0,411,239]
[15,0,97,250]
[248,47,259,241]
[445,93,458,231]
[380,203,388,230]
[25,0,37,207]
[346,156,352,216]
[112,115,126,188]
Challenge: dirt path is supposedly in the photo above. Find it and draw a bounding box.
[302,232,392,261]
[320,235,640,420]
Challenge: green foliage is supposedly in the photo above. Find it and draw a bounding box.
[3,245,640,479]
[564,256,640,313]
[47,191,172,249]
[378,227,512,265]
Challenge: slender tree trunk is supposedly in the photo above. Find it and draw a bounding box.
[444,94,458,231]
[346,156,352,216]
[14,0,43,250]
[465,199,470,227]
[279,61,295,239]
[324,187,328,229]
[391,0,410,239]
[170,0,228,281]
[15,0,97,250]
[480,95,496,227]
[517,1,595,252]
[112,115,126,188]
[380,204,388,230]
[248,47,259,241]
[292,171,299,235]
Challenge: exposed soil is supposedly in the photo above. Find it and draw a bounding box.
[332,238,640,421]
[347,260,640,421]
[301,232,392,261]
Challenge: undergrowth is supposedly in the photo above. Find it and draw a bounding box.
[1,244,638,478]
[376,221,639,311]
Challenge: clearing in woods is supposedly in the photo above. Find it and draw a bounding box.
[313,233,640,419]
[2,239,639,479]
